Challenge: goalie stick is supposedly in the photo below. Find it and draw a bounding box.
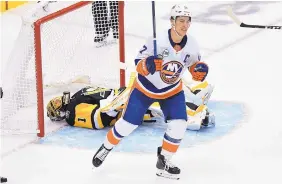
[227,6,282,30]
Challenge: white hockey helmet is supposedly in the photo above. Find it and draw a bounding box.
[170,4,191,20]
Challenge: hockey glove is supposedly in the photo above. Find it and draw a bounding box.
[136,56,163,76]
[189,62,209,81]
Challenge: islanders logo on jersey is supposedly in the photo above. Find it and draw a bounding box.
[160,61,184,84]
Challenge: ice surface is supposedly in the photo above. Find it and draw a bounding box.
[1,1,282,184]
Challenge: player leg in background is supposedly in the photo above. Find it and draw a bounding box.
[92,1,110,43]
[157,91,188,179]
[92,88,154,167]
[109,1,119,39]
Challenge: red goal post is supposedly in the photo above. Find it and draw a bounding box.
[1,1,125,137]
[34,1,125,137]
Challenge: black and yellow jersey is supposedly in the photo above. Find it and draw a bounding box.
[65,86,125,129]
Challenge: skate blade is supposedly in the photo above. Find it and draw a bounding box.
[156,170,180,180]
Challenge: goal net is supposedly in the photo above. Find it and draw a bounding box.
[1,1,125,137]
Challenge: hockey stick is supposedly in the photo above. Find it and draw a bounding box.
[227,6,282,30]
[151,1,158,56]
[152,1,183,79]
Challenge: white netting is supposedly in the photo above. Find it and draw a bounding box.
[1,1,122,136]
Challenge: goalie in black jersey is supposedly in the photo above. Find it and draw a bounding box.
[47,86,127,130]
[47,79,215,131]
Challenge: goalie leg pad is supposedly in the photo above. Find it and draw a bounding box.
[184,81,214,106]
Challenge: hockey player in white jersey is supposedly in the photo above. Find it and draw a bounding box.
[92,4,210,180]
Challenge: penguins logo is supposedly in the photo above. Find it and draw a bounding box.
[160,61,183,84]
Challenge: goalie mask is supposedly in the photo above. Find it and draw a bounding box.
[47,96,67,121]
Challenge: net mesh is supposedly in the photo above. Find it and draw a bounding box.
[1,1,122,135]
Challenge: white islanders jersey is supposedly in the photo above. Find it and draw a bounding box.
[134,29,201,99]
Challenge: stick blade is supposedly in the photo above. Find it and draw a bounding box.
[226,6,242,26]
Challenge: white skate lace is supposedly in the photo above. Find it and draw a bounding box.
[164,159,176,170]
[97,148,109,161]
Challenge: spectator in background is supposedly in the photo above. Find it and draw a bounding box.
[92,1,119,43]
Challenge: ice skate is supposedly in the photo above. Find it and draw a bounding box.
[94,33,109,47]
[92,144,112,167]
[156,147,180,180]
[202,110,215,128]
[94,33,108,43]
